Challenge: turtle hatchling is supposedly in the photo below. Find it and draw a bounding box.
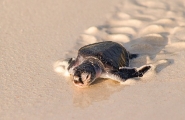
[61,41,151,87]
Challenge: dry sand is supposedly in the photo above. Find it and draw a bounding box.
[1,0,185,120]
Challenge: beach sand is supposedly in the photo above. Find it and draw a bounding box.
[1,0,185,120]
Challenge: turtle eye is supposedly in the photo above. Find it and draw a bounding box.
[86,73,91,80]
[86,74,89,79]
[81,72,91,81]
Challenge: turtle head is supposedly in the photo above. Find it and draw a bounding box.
[73,60,102,87]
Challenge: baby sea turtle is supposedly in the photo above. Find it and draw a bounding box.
[62,41,151,87]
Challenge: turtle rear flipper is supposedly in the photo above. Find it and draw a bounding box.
[101,65,151,82]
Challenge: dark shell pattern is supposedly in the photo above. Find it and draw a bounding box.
[78,41,129,70]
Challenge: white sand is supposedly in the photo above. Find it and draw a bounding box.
[1,0,185,120]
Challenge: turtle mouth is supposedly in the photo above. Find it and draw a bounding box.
[73,73,91,87]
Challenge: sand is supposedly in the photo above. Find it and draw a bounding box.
[1,0,185,120]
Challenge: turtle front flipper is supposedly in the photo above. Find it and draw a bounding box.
[101,65,151,82]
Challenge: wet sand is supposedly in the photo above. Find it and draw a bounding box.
[1,0,185,120]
